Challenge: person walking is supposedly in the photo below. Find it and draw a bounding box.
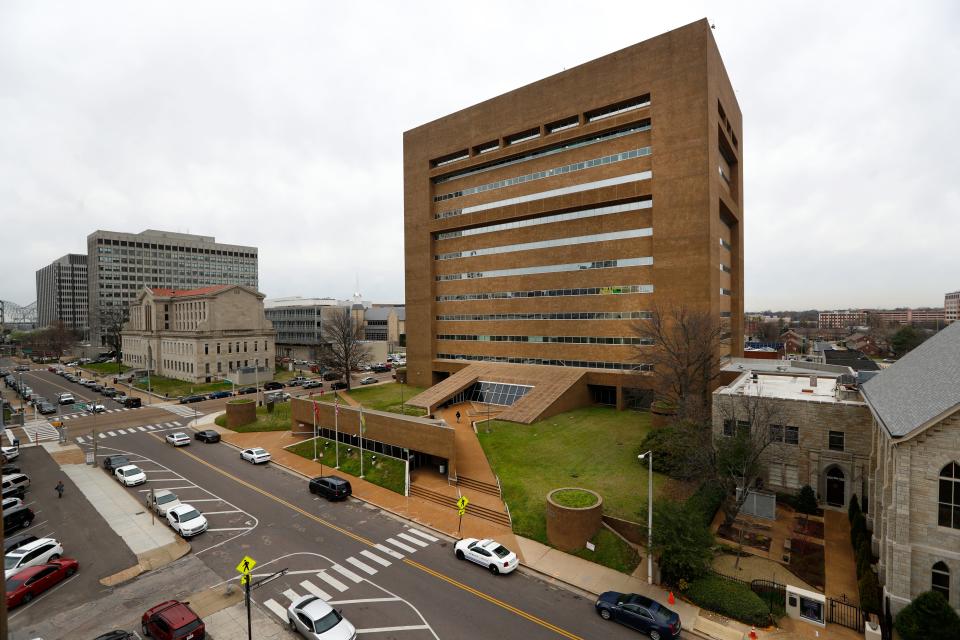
[455,410,461,423]
[55,480,65,499]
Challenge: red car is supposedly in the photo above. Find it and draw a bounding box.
[6,558,79,608]
[141,600,205,640]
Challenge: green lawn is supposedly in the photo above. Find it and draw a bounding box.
[312,384,428,416]
[287,437,406,494]
[573,528,640,574]
[478,406,670,543]
[134,374,233,398]
[82,362,131,376]
[215,401,292,432]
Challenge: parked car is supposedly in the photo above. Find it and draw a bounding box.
[115,465,147,487]
[330,382,348,391]
[2,464,20,475]
[57,392,75,405]
[1,445,20,463]
[165,432,191,447]
[240,448,271,464]
[263,381,284,390]
[179,395,205,404]
[145,489,181,517]
[454,538,519,575]
[121,397,142,408]
[286,594,355,640]
[194,430,221,443]
[595,592,682,639]
[14,365,29,372]
[321,372,340,381]
[308,476,352,501]
[166,505,207,538]
[302,380,323,389]
[265,391,291,402]
[207,390,232,400]
[37,402,57,415]
[91,384,104,393]
[2,474,31,496]
[371,365,390,373]
[287,377,308,387]
[141,600,205,640]
[6,558,79,608]
[102,455,130,473]
[4,537,64,579]
[3,533,37,554]
[101,387,119,397]
[93,631,136,640]
[2,506,34,533]
[360,376,377,385]
[87,403,106,413]
[237,386,257,395]
[2,496,23,511]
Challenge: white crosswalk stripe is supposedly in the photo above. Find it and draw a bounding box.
[345,557,377,575]
[375,544,404,559]
[263,599,286,619]
[98,433,106,439]
[116,429,127,435]
[162,404,204,418]
[23,422,61,443]
[407,528,439,542]
[315,571,348,592]
[331,564,363,583]
[299,580,331,601]
[75,437,84,444]
[385,537,416,553]
[107,431,117,437]
[282,588,301,603]
[146,425,156,430]
[397,532,429,548]
[360,550,391,567]
[138,426,147,432]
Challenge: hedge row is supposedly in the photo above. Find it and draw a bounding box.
[684,575,771,627]
[686,482,725,528]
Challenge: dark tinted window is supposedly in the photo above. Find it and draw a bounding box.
[172,620,202,637]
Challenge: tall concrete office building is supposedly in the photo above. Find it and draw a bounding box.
[403,19,743,407]
[36,253,89,336]
[87,229,258,346]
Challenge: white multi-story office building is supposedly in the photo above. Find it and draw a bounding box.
[946,290,960,325]
[35,253,88,337]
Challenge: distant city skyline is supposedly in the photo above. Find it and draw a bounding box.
[2,1,958,310]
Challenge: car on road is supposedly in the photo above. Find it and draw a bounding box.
[3,533,37,554]
[145,489,182,517]
[263,381,284,390]
[102,455,130,473]
[165,432,191,447]
[6,558,79,608]
[14,365,29,372]
[101,387,119,397]
[454,538,519,575]
[321,372,340,381]
[38,401,57,415]
[2,506,34,533]
[360,376,377,385]
[286,594,356,640]
[166,505,208,538]
[87,403,106,413]
[4,537,64,579]
[91,383,105,392]
[206,390,232,400]
[121,396,142,408]
[115,464,147,487]
[57,392,75,405]
[265,391,291,402]
[302,380,323,389]
[194,430,220,443]
[237,386,257,394]
[241,447,271,464]
[308,476,352,501]
[595,592,681,639]
[287,377,308,387]
[330,381,348,390]
[179,395,205,404]
[141,600,205,640]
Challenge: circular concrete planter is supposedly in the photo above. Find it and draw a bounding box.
[546,487,603,552]
[226,398,256,428]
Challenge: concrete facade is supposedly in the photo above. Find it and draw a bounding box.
[403,19,743,398]
[946,290,959,325]
[35,253,88,336]
[88,229,258,347]
[121,285,275,384]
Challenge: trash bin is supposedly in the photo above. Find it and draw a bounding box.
[439,463,446,475]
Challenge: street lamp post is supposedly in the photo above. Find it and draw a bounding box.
[638,450,653,585]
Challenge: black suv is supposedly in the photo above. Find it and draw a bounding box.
[3,533,37,554]
[330,381,348,390]
[179,395,205,404]
[3,505,35,533]
[121,397,142,408]
[309,476,352,501]
[262,381,284,391]
[103,455,130,473]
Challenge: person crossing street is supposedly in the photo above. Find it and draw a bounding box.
[55,480,65,499]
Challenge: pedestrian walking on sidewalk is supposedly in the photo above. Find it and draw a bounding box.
[55,480,65,499]
[455,411,461,423]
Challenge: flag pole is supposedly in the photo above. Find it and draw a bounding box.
[359,405,365,479]
[312,400,318,461]
[334,393,340,469]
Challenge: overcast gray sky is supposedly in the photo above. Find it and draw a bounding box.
[2,0,958,311]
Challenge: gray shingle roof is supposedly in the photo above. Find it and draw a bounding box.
[861,322,960,437]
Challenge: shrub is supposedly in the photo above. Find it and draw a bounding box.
[637,421,705,480]
[894,591,960,640]
[848,493,861,523]
[796,485,818,515]
[858,571,881,614]
[650,499,715,585]
[851,512,868,550]
[686,482,725,528]
[855,540,872,579]
[684,576,771,627]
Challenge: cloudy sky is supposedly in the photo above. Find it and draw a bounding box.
[1,0,957,312]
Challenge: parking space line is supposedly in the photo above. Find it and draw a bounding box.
[407,528,439,542]
[360,550,392,567]
[315,572,349,592]
[331,564,363,583]
[385,537,416,553]
[263,598,286,619]
[200,510,240,515]
[326,597,401,605]
[299,580,331,601]
[356,625,430,634]
[374,544,404,559]
[207,527,251,532]
[397,532,429,548]
[19,520,49,534]
[345,557,378,575]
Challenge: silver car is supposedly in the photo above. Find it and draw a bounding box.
[287,595,357,639]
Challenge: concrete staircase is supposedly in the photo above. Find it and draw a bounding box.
[457,474,501,498]
[409,483,511,528]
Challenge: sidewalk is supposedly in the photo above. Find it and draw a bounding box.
[45,441,190,583]
[823,510,860,605]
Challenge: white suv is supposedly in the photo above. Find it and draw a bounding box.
[4,538,64,578]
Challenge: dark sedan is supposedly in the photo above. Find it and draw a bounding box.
[207,390,232,400]
[262,381,284,391]
[194,430,221,443]
[179,395,205,404]
[6,559,79,608]
[102,455,130,473]
[595,592,681,639]
[237,386,257,394]
[38,402,57,415]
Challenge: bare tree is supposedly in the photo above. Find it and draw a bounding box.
[45,321,79,358]
[99,305,129,373]
[319,308,370,391]
[632,304,727,425]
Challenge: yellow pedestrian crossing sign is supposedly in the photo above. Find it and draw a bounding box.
[457,496,469,516]
[236,555,257,575]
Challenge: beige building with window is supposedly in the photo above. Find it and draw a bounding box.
[122,285,275,384]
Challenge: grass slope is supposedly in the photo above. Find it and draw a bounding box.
[287,437,406,494]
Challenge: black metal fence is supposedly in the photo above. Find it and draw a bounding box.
[827,596,865,632]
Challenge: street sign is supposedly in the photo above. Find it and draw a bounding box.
[457,496,469,516]
[235,555,257,574]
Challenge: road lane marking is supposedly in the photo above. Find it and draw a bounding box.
[282,588,301,603]
[360,550,391,567]
[397,532,428,547]
[138,426,147,431]
[374,544,404,559]
[263,598,286,619]
[327,597,401,605]
[357,625,430,634]
[75,437,84,443]
[331,563,363,583]
[385,537,416,553]
[116,429,128,434]
[407,528,439,542]
[345,557,377,575]
[98,433,106,439]
[206,527,251,532]
[199,510,241,515]
[107,431,116,436]
[300,580,331,601]
[315,571,348,592]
